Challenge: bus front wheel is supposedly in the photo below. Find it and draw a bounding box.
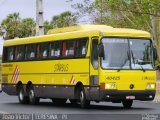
[18,85,28,104]
[28,86,40,105]
[122,100,133,109]
[79,86,90,108]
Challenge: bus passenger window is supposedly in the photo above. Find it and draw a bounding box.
[40,43,48,59]
[49,41,61,58]
[76,39,88,57]
[6,47,14,61]
[66,40,75,57]
[91,39,98,69]
[15,46,25,61]
[25,44,36,60]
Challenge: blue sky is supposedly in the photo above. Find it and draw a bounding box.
[0,0,84,55]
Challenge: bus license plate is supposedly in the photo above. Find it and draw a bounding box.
[126,96,135,100]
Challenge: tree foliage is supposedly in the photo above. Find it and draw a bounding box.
[0,13,36,40]
[44,21,53,34]
[71,0,160,60]
[51,11,77,28]
[0,13,21,40]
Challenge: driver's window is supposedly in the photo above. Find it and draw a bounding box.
[91,39,98,69]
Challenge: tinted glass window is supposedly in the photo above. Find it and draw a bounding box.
[5,47,14,61]
[76,39,88,57]
[49,41,61,58]
[91,39,98,69]
[15,46,25,61]
[40,43,48,59]
[66,40,76,57]
[25,44,36,60]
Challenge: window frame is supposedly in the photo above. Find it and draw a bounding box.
[2,37,89,63]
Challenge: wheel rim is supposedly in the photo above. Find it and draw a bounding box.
[29,89,34,102]
[19,89,24,101]
[80,90,84,103]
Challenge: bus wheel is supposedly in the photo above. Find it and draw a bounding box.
[122,100,133,109]
[52,99,67,105]
[79,86,90,108]
[18,85,28,104]
[28,86,39,105]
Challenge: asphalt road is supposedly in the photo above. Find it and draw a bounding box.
[0,92,160,120]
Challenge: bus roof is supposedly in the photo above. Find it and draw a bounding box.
[4,25,151,46]
[47,25,113,34]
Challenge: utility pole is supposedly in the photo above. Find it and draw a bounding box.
[36,0,44,36]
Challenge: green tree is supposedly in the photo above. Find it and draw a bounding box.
[0,12,21,40]
[0,13,36,40]
[51,11,77,28]
[19,18,36,37]
[44,21,53,34]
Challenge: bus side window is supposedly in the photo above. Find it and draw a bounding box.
[25,44,36,60]
[66,40,76,57]
[15,45,25,61]
[49,41,61,58]
[4,47,14,62]
[76,39,88,57]
[40,43,48,59]
[91,39,98,69]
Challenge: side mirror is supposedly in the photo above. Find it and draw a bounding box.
[98,43,104,58]
[153,47,158,60]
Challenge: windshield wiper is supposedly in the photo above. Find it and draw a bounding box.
[138,64,146,72]
[131,50,146,72]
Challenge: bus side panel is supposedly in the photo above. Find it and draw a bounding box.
[2,58,90,99]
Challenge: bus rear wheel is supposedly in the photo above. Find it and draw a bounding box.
[79,86,90,108]
[18,85,28,104]
[28,86,39,105]
[122,100,133,109]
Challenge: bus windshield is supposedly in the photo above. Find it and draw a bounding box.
[101,38,153,70]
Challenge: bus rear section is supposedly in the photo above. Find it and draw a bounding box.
[95,37,157,108]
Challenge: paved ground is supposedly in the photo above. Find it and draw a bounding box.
[0,92,160,120]
[154,81,160,103]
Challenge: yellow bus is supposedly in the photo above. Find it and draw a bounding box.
[1,25,157,108]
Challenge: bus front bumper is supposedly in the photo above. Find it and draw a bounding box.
[99,90,156,101]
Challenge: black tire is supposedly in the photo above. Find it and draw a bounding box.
[52,98,67,105]
[122,100,133,109]
[18,85,28,104]
[79,86,90,108]
[28,86,39,105]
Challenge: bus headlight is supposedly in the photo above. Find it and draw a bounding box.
[105,83,116,89]
[146,83,155,89]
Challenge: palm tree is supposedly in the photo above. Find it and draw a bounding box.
[19,18,36,37]
[1,12,21,40]
[51,11,77,28]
